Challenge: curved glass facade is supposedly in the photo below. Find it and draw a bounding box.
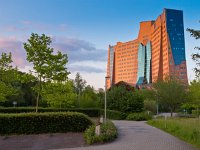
[166,9,186,65]
[137,43,145,85]
[146,41,152,83]
[137,41,152,85]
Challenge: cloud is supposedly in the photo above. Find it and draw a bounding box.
[0,36,107,74]
[68,60,106,73]
[69,72,106,89]
[52,37,107,62]
[0,37,27,67]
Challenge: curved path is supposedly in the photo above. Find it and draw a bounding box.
[58,121,197,150]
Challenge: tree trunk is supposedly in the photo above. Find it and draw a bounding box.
[36,75,41,113]
[36,91,39,112]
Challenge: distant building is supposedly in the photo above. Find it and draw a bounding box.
[106,8,188,88]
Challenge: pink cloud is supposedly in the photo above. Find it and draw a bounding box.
[0,37,27,68]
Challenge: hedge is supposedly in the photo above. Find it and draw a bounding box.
[0,112,93,135]
[0,107,126,119]
[0,107,100,117]
[126,112,152,121]
[84,120,117,144]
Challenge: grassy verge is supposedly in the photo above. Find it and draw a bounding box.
[84,120,117,144]
[148,118,200,149]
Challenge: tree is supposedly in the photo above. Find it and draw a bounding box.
[80,85,100,108]
[188,80,200,115]
[42,81,76,108]
[153,77,186,116]
[24,33,69,112]
[0,81,16,102]
[0,52,12,70]
[97,88,105,108]
[107,85,144,113]
[140,89,157,114]
[187,25,200,77]
[0,52,18,103]
[73,72,86,107]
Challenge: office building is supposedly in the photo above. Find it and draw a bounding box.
[106,8,188,88]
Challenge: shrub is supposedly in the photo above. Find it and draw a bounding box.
[126,112,152,121]
[84,120,117,144]
[0,107,100,117]
[0,112,93,135]
[100,109,126,120]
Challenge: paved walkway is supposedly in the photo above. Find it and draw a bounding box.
[57,121,197,150]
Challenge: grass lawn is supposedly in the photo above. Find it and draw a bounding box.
[148,117,200,149]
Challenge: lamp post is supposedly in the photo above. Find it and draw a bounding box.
[104,76,110,122]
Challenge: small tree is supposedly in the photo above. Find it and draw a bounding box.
[153,77,186,116]
[24,33,69,112]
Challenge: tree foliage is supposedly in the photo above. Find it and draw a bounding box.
[42,81,76,108]
[24,33,69,111]
[74,72,86,94]
[187,25,200,77]
[153,77,186,116]
[0,52,18,103]
[0,52,12,71]
[107,85,144,113]
[80,85,100,108]
[188,80,200,108]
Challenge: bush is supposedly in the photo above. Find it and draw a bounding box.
[0,112,93,135]
[126,112,152,121]
[84,120,117,144]
[100,109,126,120]
[0,107,100,117]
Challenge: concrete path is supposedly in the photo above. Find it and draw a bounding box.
[57,121,197,150]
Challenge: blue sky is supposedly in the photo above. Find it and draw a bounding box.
[0,0,199,89]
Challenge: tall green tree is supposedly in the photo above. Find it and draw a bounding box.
[24,33,69,111]
[80,85,100,108]
[187,25,200,77]
[153,77,187,116]
[74,72,86,93]
[73,72,86,107]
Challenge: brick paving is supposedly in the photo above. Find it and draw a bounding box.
[57,121,197,150]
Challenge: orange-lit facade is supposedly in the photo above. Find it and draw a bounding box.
[106,8,188,88]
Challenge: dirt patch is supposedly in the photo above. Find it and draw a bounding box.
[0,133,88,150]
